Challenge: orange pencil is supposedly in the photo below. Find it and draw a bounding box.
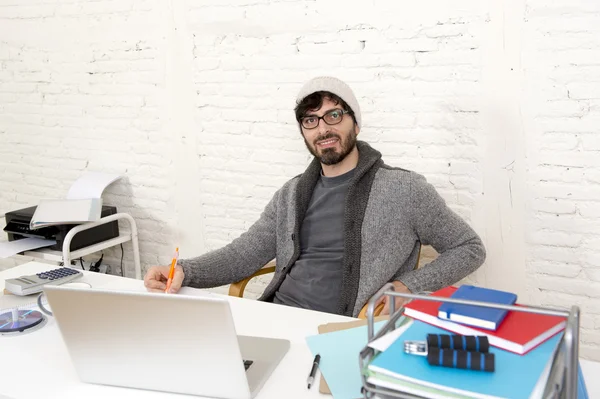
[164,247,179,293]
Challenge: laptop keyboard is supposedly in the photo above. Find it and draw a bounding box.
[243,360,253,371]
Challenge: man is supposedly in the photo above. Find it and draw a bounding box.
[144,76,486,317]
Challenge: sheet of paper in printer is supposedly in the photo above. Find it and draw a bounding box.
[29,172,122,229]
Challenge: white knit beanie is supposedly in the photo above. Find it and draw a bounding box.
[296,76,362,128]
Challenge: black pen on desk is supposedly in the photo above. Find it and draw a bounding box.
[307,354,321,389]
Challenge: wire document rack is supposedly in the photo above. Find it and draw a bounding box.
[358,283,580,399]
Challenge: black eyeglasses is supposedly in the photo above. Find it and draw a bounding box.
[300,109,349,129]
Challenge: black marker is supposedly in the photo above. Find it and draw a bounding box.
[307,354,321,389]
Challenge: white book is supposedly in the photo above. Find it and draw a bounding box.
[30,198,103,229]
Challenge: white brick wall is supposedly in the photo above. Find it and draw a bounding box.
[522,0,600,362]
[0,0,599,360]
[0,0,177,275]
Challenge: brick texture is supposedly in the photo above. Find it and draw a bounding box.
[522,0,600,361]
[0,0,598,360]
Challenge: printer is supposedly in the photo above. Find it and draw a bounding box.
[3,205,119,252]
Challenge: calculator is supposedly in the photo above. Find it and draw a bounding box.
[4,267,83,296]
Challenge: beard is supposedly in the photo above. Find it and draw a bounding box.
[303,127,358,165]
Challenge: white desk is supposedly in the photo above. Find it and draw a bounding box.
[1,262,599,399]
[0,262,353,399]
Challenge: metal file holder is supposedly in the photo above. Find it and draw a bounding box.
[358,283,581,399]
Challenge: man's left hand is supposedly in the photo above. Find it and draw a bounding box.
[376,281,412,315]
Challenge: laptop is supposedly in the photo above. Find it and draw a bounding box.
[43,285,290,399]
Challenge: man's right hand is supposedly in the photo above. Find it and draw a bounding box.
[144,265,185,293]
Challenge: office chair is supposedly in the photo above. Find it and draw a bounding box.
[228,244,424,319]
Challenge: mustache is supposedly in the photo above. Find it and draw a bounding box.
[314,133,340,145]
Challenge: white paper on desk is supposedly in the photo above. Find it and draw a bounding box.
[66,172,122,200]
[93,283,214,297]
[0,238,56,259]
[178,287,214,297]
[367,319,413,352]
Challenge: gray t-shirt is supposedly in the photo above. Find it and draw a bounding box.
[273,168,355,314]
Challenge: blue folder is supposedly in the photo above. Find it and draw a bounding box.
[369,320,582,399]
[578,364,589,399]
[306,320,387,399]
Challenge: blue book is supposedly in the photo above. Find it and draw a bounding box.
[578,363,589,399]
[368,320,561,399]
[437,285,517,331]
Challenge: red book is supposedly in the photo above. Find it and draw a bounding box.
[403,286,566,355]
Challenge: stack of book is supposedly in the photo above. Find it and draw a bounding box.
[403,286,566,355]
[360,285,589,399]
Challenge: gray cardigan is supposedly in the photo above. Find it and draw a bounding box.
[180,141,486,317]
